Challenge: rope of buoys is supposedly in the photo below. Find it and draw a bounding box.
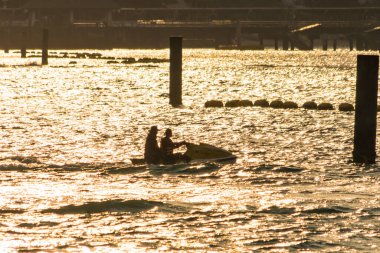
[204,100,356,113]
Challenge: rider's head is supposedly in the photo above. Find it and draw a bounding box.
[165,128,172,137]
[150,126,158,135]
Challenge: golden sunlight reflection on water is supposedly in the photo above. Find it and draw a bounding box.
[0,49,380,252]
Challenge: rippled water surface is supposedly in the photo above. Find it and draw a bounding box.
[1,49,380,252]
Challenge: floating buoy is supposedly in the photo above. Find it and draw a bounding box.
[303,101,318,110]
[205,100,224,108]
[283,101,298,109]
[239,100,254,107]
[318,103,334,110]
[339,103,354,112]
[254,99,270,107]
[225,100,241,107]
[270,100,284,109]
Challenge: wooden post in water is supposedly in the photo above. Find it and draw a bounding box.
[333,40,337,51]
[259,36,264,49]
[42,28,48,65]
[356,38,363,51]
[282,37,289,51]
[353,55,379,164]
[322,39,328,51]
[274,39,278,50]
[349,39,354,51]
[169,36,182,107]
[21,31,27,58]
[4,30,10,53]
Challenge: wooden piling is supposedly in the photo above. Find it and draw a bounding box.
[169,36,182,107]
[21,31,27,58]
[349,39,354,51]
[42,28,48,65]
[322,40,328,51]
[21,48,26,58]
[353,55,379,164]
[4,30,10,53]
[274,39,278,50]
[282,38,289,51]
[259,36,264,49]
[356,38,363,51]
[333,40,337,51]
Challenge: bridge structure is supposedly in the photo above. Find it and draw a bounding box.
[0,6,379,49]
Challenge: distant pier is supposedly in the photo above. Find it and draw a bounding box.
[0,7,380,49]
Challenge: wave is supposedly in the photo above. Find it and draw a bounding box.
[302,206,354,214]
[275,167,304,173]
[0,156,41,164]
[290,240,340,250]
[41,199,164,214]
[0,209,25,214]
[245,239,280,246]
[0,164,31,171]
[149,163,220,175]
[105,166,146,175]
[253,165,304,173]
[258,206,296,215]
[17,221,60,228]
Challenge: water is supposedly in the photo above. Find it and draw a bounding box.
[1,49,380,252]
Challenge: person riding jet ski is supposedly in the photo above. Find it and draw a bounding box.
[160,128,188,164]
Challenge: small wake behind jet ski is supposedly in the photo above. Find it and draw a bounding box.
[131,142,237,165]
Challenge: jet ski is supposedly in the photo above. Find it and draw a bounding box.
[130,143,236,165]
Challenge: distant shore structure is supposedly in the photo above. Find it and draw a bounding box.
[0,0,380,49]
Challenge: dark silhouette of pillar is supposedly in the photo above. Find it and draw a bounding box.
[333,40,337,51]
[356,38,364,51]
[322,40,328,51]
[4,30,10,53]
[310,39,314,50]
[21,48,26,58]
[290,41,295,51]
[169,36,182,107]
[21,31,27,58]
[259,36,264,49]
[274,39,278,50]
[42,28,48,65]
[353,55,379,164]
[349,39,354,51]
[282,37,289,51]
[364,40,369,51]
[235,21,241,49]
